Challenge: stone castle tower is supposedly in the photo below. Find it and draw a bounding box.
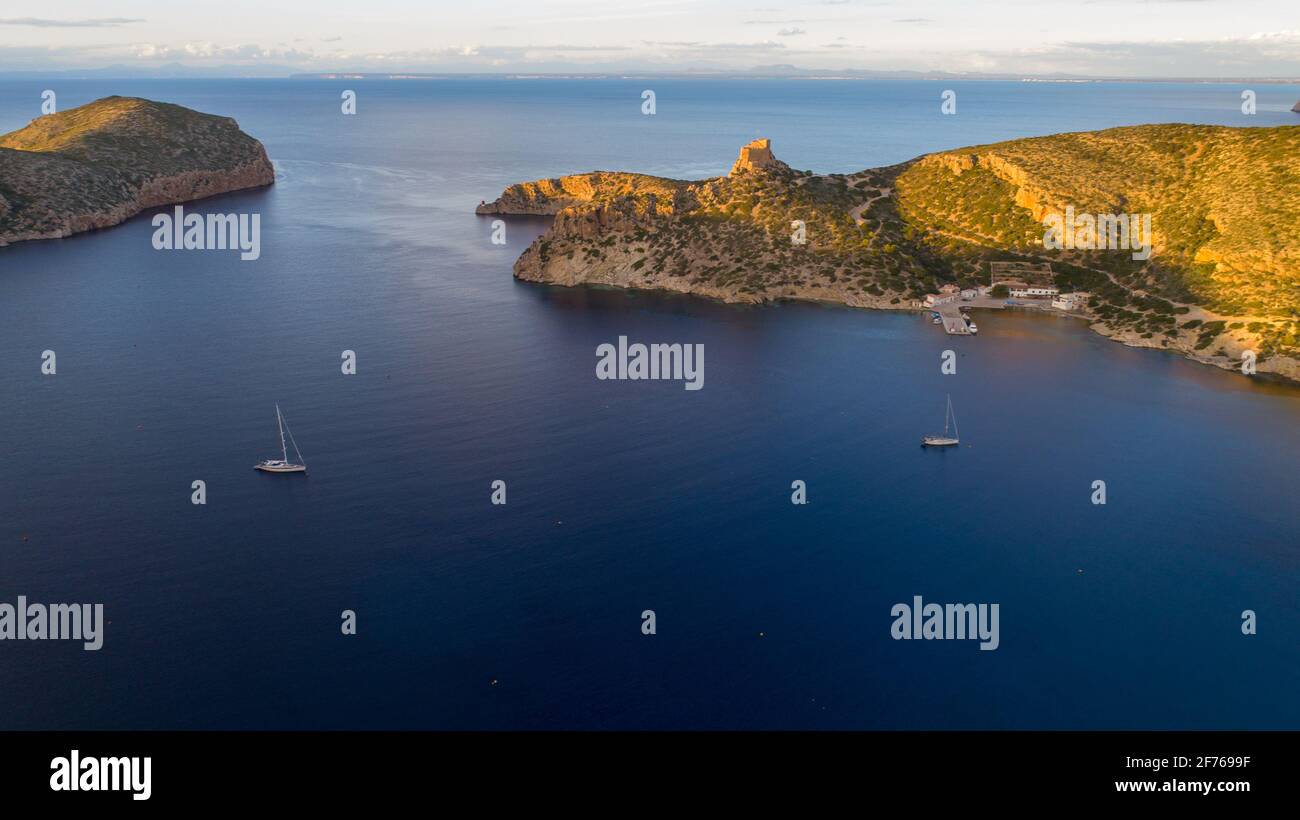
[729,138,784,176]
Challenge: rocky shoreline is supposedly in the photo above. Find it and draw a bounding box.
[519,253,1298,382]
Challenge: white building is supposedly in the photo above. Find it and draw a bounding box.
[923,284,964,307]
[1052,292,1091,311]
[1009,284,1059,299]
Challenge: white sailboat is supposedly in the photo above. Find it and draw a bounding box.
[922,395,960,447]
[255,404,307,473]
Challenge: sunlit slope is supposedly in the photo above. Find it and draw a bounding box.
[476,172,692,215]
[896,124,1300,318]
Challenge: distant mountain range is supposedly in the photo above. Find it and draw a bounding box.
[0,64,300,79]
[2,65,1298,82]
[287,69,1300,83]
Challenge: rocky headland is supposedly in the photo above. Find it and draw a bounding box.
[480,130,1300,383]
[0,96,275,247]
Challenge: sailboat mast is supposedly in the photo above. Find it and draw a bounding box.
[276,404,288,462]
[951,397,959,440]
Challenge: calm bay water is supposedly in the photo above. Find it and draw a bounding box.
[0,79,1297,729]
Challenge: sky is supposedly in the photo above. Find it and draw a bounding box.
[1,0,1299,78]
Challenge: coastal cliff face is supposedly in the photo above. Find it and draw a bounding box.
[481,129,1300,383]
[900,125,1299,316]
[475,172,690,215]
[896,124,1300,380]
[0,96,275,247]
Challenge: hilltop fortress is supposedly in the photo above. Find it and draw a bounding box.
[729,138,787,176]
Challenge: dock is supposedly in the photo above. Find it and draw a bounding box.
[924,295,1012,335]
[936,302,972,335]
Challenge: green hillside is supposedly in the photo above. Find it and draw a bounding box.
[896,124,1300,356]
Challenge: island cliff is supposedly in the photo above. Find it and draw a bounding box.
[0,96,275,247]
[480,128,1300,383]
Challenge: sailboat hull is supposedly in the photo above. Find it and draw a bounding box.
[255,460,307,473]
[921,436,959,447]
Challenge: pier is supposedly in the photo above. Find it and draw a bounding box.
[936,303,971,335]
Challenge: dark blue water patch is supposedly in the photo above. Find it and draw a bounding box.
[0,79,1296,729]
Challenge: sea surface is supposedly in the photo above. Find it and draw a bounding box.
[0,78,1297,729]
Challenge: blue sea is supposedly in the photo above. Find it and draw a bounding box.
[0,78,1297,729]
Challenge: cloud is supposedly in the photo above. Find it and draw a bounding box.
[129,42,317,61]
[745,16,863,25]
[643,40,786,50]
[916,30,1300,76]
[0,17,144,28]
[6,23,1300,79]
